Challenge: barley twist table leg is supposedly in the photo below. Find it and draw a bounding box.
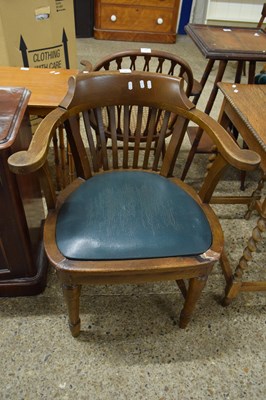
[245,171,265,220]
[222,197,266,306]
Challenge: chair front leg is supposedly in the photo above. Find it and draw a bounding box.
[179,274,208,329]
[62,284,82,337]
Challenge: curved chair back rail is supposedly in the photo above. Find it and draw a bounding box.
[81,48,201,97]
[81,49,203,173]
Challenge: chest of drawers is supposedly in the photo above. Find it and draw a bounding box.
[94,0,181,43]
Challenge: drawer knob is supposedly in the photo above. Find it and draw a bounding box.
[157,18,164,25]
[110,14,117,22]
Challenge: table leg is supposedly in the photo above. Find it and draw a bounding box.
[235,60,245,83]
[222,197,266,306]
[245,171,265,220]
[193,59,215,106]
[248,61,257,83]
[182,59,228,180]
[235,60,257,84]
[237,60,257,190]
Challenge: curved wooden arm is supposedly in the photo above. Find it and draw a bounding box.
[80,59,93,72]
[8,107,66,175]
[189,108,261,171]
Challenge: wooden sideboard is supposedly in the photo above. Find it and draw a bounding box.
[94,0,180,43]
[0,87,47,296]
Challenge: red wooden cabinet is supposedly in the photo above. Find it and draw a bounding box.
[0,87,47,296]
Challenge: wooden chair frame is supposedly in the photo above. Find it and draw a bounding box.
[8,71,260,337]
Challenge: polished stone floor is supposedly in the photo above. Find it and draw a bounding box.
[0,35,265,400]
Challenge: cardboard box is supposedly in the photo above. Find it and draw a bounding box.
[0,0,77,69]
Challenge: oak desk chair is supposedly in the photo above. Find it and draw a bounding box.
[8,71,260,337]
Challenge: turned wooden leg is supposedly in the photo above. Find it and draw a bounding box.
[245,171,265,220]
[176,279,187,298]
[220,248,233,284]
[222,199,266,306]
[222,279,242,307]
[62,284,81,337]
[179,275,208,329]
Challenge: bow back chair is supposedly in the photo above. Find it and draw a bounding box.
[8,71,260,337]
[81,49,201,98]
[81,49,202,163]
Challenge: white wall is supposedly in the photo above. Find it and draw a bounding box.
[191,0,265,25]
[190,0,208,23]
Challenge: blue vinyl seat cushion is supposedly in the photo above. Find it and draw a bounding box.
[56,171,212,260]
[255,72,266,84]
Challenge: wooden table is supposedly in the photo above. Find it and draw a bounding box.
[217,82,266,305]
[182,24,266,179]
[0,66,80,189]
[0,66,79,116]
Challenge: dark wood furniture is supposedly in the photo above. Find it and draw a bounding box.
[94,0,180,43]
[217,82,266,305]
[182,23,266,179]
[0,87,46,296]
[8,71,260,336]
[74,0,94,38]
[0,67,80,296]
[81,49,202,172]
[85,48,201,96]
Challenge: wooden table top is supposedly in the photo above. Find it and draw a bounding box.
[218,82,266,153]
[0,66,79,113]
[185,24,266,61]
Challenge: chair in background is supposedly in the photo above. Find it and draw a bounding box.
[81,49,201,98]
[8,71,260,337]
[81,49,202,168]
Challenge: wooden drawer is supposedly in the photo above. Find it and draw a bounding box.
[94,0,180,43]
[99,5,174,33]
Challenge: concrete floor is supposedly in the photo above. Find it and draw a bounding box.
[0,35,265,400]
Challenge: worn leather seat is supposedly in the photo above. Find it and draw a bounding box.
[56,171,212,260]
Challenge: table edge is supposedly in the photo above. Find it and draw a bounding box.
[218,83,266,152]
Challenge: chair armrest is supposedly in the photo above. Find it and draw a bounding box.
[8,107,65,175]
[191,108,261,171]
[80,59,93,72]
